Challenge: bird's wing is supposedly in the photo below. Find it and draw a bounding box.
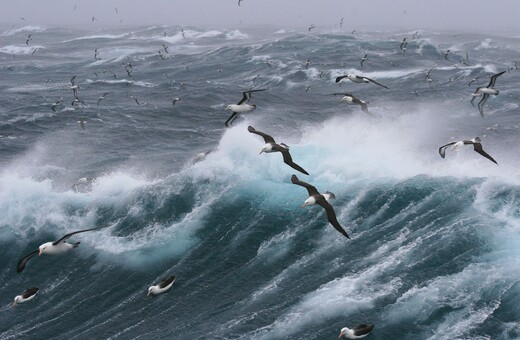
[238,89,266,104]
[487,70,506,88]
[473,143,498,164]
[291,174,319,196]
[52,227,100,245]
[225,112,238,127]
[17,249,39,273]
[438,142,457,158]
[159,276,176,288]
[22,287,39,298]
[317,199,350,239]
[280,149,309,175]
[335,75,349,83]
[477,94,489,117]
[363,77,389,89]
[353,324,374,336]
[247,126,276,144]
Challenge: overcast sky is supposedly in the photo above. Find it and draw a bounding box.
[2,0,520,33]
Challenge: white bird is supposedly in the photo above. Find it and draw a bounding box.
[147,276,176,297]
[13,288,39,306]
[225,89,266,127]
[335,74,389,89]
[438,137,497,164]
[338,324,374,339]
[470,71,505,117]
[291,175,350,239]
[333,92,370,114]
[16,227,101,273]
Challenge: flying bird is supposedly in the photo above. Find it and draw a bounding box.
[470,71,506,117]
[360,54,368,68]
[130,95,140,105]
[16,227,101,273]
[400,38,408,53]
[338,324,375,339]
[248,126,309,175]
[77,118,87,130]
[97,92,110,105]
[224,89,266,127]
[172,97,181,106]
[334,93,370,114]
[335,74,389,89]
[25,34,32,45]
[147,276,176,297]
[438,137,497,164]
[291,175,350,239]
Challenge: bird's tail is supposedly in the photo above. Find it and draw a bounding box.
[72,242,81,248]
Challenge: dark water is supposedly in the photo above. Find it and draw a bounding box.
[1,24,520,339]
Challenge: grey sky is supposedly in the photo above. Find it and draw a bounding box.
[2,0,520,33]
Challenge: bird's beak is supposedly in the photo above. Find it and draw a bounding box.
[259,149,264,154]
[38,250,42,256]
[12,301,16,307]
[301,204,306,208]
[147,292,151,298]
[338,331,344,338]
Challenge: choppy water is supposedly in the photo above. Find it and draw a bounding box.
[1,24,520,339]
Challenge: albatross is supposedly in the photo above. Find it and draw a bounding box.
[333,93,370,114]
[248,126,309,175]
[335,74,389,89]
[291,175,350,239]
[224,89,266,127]
[470,71,505,117]
[438,137,497,164]
[17,227,101,273]
[147,276,176,297]
[338,324,375,339]
[13,288,39,306]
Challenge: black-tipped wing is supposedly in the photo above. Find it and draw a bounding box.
[248,126,276,144]
[487,71,506,88]
[353,324,374,336]
[438,142,456,158]
[291,174,319,196]
[335,75,349,83]
[364,77,389,89]
[316,198,350,239]
[473,143,498,164]
[159,276,176,288]
[280,149,309,175]
[17,249,39,273]
[477,94,489,117]
[52,227,100,245]
[22,287,39,298]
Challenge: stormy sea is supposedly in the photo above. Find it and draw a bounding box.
[1,24,520,340]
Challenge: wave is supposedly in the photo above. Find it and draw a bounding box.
[2,25,46,36]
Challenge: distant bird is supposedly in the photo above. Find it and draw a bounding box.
[224,89,266,127]
[20,17,26,21]
[115,7,118,14]
[351,30,356,35]
[360,54,368,68]
[336,74,389,89]
[192,151,212,164]
[400,38,408,53]
[16,227,101,273]
[334,93,370,114]
[148,276,176,297]
[51,100,63,112]
[291,174,350,239]
[31,48,38,55]
[13,288,39,306]
[338,324,375,339]
[71,98,85,106]
[248,126,309,175]
[425,68,433,85]
[308,24,315,32]
[468,77,480,87]
[305,59,311,69]
[97,92,110,105]
[77,118,87,130]
[94,48,101,60]
[340,17,344,28]
[470,71,505,117]
[264,60,272,68]
[444,49,451,60]
[158,50,166,60]
[172,97,181,106]
[72,177,95,192]
[91,16,96,22]
[130,96,140,106]
[161,44,169,54]
[238,0,243,6]
[25,34,32,45]
[412,90,419,96]
[438,137,497,164]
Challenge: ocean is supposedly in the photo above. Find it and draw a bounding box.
[1,24,520,339]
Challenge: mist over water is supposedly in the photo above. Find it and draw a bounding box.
[1,23,520,339]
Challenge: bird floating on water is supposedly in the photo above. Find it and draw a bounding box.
[148,276,176,297]
[338,324,375,339]
[13,288,39,306]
